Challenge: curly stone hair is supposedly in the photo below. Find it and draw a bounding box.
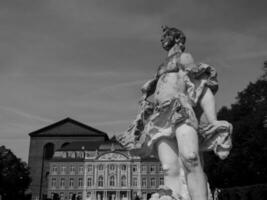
[161,25,186,52]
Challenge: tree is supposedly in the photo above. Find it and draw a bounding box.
[204,62,267,189]
[0,145,31,200]
[263,61,267,78]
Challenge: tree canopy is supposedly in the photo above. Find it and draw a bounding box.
[0,145,31,200]
[205,62,267,189]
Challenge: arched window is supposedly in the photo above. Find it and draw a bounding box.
[109,175,115,187]
[69,178,74,187]
[78,178,83,187]
[132,165,137,172]
[121,164,126,171]
[132,177,138,187]
[98,164,104,170]
[44,143,54,160]
[121,175,126,187]
[87,165,93,172]
[109,164,115,171]
[60,178,65,188]
[142,178,146,187]
[87,177,92,187]
[98,176,104,187]
[150,178,156,187]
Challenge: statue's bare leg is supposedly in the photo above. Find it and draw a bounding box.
[176,124,208,200]
[157,138,183,198]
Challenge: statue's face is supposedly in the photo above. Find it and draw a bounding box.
[161,30,176,51]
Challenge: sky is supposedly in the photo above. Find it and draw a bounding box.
[0,0,266,162]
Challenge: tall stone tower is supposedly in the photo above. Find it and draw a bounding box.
[28,118,108,200]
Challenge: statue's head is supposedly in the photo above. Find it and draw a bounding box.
[161,25,186,52]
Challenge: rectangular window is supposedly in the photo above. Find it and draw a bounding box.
[51,178,56,187]
[60,178,65,188]
[70,165,75,174]
[87,177,92,187]
[109,176,115,187]
[98,176,104,187]
[141,178,146,187]
[150,178,156,187]
[160,177,164,185]
[120,176,126,187]
[141,165,146,173]
[79,166,84,174]
[159,165,163,172]
[61,166,66,174]
[52,165,57,174]
[150,165,156,173]
[132,177,138,187]
[69,178,74,188]
[87,165,93,172]
[78,178,83,187]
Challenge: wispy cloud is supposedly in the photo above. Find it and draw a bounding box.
[225,50,267,61]
[0,0,266,162]
[0,105,53,123]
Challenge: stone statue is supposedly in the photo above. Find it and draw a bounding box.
[118,26,232,200]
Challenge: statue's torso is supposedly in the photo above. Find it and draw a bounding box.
[154,53,187,104]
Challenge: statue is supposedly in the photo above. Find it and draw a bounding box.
[117,26,232,200]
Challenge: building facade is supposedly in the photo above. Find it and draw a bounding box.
[28,118,109,200]
[47,139,164,200]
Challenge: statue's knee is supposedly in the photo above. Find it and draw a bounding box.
[162,164,180,177]
[181,152,200,171]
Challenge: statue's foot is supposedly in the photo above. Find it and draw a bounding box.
[149,185,184,200]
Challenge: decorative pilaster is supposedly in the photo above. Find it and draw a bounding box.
[83,163,87,200]
[104,191,107,200]
[116,191,120,200]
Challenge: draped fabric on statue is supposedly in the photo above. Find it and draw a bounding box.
[117,62,232,200]
[117,63,232,159]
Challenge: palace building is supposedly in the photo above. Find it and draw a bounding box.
[27,118,163,200]
[47,138,164,200]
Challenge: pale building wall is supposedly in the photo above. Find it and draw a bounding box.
[47,151,163,200]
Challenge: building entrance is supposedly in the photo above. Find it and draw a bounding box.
[96,191,104,200]
[107,191,116,200]
[120,191,127,200]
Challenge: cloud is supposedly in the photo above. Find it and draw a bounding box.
[0,0,266,162]
[225,50,267,61]
[0,105,53,123]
